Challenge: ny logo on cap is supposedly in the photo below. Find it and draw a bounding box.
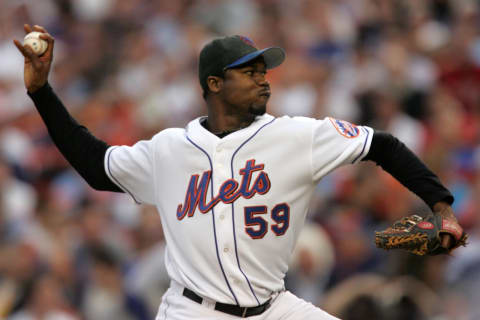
[238,35,255,47]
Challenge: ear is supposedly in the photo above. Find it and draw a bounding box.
[207,76,223,94]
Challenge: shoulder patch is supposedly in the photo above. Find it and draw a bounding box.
[328,118,360,138]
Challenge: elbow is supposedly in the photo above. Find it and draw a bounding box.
[79,171,117,192]
[84,177,106,191]
[87,177,123,193]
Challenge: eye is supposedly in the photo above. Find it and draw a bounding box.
[245,70,254,76]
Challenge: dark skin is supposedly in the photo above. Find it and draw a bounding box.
[15,24,455,249]
[13,24,54,93]
[204,58,270,134]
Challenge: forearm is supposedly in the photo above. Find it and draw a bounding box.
[28,83,122,192]
[363,131,453,210]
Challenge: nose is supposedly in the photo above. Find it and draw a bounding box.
[256,74,269,87]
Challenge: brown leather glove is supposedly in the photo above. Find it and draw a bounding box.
[375,214,468,255]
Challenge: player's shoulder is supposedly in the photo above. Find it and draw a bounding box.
[273,115,368,138]
[273,115,330,132]
[154,127,185,137]
[275,115,346,125]
[149,127,186,143]
[264,115,318,140]
[273,115,317,127]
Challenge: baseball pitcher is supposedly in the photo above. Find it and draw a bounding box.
[14,24,466,319]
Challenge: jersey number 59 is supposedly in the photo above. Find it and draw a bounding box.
[244,203,290,239]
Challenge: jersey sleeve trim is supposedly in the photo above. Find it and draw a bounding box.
[104,146,142,204]
[351,127,374,164]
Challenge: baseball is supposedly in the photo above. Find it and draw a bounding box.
[23,31,48,56]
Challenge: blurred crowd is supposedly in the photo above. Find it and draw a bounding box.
[1,0,480,319]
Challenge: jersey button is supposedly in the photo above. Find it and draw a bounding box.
[219,214,225,220]
[223,247,229,253]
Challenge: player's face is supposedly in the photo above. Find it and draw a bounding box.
[221,60,270,116]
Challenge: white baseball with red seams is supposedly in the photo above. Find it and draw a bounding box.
[104,114,373,319]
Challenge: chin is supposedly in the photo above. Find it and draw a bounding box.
[249,104,267,116]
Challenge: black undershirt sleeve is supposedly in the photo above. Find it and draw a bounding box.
[362,130,453,209]
[28,83,122,192]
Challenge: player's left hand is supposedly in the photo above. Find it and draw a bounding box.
[375,202,468,256]
[433,202,461,251]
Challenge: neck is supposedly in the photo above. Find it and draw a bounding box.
[206,107,256,134]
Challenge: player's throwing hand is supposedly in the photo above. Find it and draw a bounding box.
[13,24,54,93]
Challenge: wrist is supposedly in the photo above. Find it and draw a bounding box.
[27,82,48,94]
[433,201,449,212]
[433,201,456,220]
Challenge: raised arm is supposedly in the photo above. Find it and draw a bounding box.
[14,24,121,192]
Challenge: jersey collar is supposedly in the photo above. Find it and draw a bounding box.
[186,113,275,148]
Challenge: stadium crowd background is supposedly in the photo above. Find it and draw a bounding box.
[1,0,480,319]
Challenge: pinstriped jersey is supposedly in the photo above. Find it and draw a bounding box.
[104,113,373,306]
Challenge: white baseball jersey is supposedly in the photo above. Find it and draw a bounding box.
[104,113,373,307]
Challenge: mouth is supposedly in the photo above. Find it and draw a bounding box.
[259,90,271,98]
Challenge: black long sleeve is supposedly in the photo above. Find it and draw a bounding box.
[362,130,453,209]
[28,83,122,192]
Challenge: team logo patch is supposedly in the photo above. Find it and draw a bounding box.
[329,118,360,138]
[238,35,255,47]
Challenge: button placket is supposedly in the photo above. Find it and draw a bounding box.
[212,144,239,283]
[213,145,227,178]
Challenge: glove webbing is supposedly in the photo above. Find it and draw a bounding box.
[375,233,429,255]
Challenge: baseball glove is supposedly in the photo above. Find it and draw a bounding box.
[375,214,468,255]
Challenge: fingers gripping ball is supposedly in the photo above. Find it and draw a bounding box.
[23,32,48,56]
[375,214,468,255]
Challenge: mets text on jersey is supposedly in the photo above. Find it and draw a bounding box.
[177,159,271,220]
